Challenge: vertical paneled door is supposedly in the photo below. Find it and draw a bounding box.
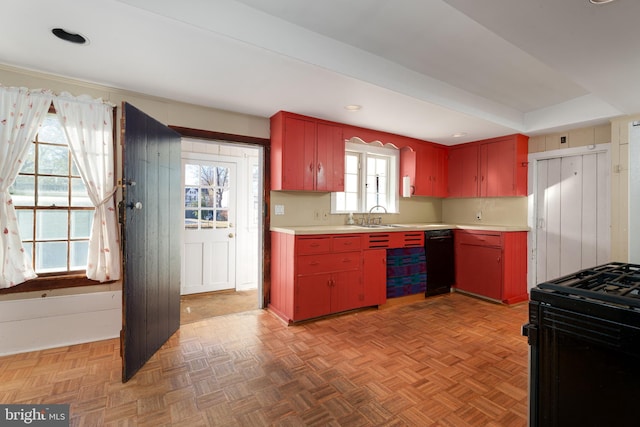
[121,103,182,382]
[535,152,610,283]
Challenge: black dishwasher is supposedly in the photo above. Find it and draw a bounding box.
[424,229,454,296]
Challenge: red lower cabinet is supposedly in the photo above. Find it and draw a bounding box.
[454,229,528,304]
[362,249,387,306]
[271,232,379,323]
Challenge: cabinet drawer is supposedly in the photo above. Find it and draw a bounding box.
[456,231,502,247]
[297,252,361,275]
[332,235,362,252]
[296,237,331,254]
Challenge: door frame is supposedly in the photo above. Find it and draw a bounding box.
[527,143,611,290]
[171,126,270,309]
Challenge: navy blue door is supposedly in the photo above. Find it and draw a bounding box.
[121,102,181,382]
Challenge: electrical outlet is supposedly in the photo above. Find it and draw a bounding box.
[475,211,482,221]
[322,210,329,221]
[313,210,320,221]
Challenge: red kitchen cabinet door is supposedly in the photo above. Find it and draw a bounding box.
[271,114,316,191]
[399,147,416,196]
[456,243,503,299]
[362,249,387,306]
[432,145,448,197]
[316,122,345,192]
[332,269,363,313]
[448,144,479,197]
[295,273,332,321]
[413,144,448,197]
[479,135,528,197]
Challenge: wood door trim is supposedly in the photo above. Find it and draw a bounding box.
[169,125,271,309]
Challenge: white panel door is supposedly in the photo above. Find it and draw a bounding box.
[181,159,237,295]
[535,152,610,283]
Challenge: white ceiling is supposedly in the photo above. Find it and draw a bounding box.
[0,0,635,145]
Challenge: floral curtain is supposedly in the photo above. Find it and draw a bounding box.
[53,93,120,282]
[0,86,53,288]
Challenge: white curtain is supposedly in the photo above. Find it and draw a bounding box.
[53,93,121,282]
[0,86,53,288]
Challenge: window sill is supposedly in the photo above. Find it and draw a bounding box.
[0,275,109,295]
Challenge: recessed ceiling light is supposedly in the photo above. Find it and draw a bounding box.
[51,28,88,45]
[344,105,362,111]
[452,132,468,138]
[589,0,616,4]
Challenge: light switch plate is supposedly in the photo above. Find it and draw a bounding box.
[274,204,285,215]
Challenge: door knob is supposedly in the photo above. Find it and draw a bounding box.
[126,201,143,210]
[228,233,234,238]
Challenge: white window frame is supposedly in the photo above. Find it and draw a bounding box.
[331,139,399,214]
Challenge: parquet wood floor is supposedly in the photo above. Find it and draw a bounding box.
[0,293,529,426]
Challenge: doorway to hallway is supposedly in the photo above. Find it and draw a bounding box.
[180,139,263,315]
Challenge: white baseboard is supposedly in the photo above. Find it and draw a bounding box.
[0,291,122,356]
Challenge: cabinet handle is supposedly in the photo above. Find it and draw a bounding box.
[497,256,501,263]
[342,258,352,263]
[310,261,320,266]
[310,243,320,247]
[317,163,322,172]
[309,162,314,172]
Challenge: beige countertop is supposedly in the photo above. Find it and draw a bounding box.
[270,223,530,235]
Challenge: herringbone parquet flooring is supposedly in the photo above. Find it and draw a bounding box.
[0,293,529,426]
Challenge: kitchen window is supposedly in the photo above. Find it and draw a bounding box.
[9,113,94,276]
[331,139,399,213]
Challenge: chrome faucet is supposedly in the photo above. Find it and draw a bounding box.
[368,205,387,225]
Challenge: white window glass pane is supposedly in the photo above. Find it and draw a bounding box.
[335,192,345,211]
[185,210,198,229]
[201,209,214,229]
[71,211,93,239]
[36,211,68,240]
[378,176,388,193]
[185,164,200,186]
[38,115,66,144]
[70,241,89,270]
[346,154,358,172]
[200,165,216,186]
[376,158,387,172]
[38,176,69,207]
[21,144,35,174]
[216,210,229,225]
[35,241,67,273]
[217,189,229,209]
[16,210,34,240]
[217,167,230,187]
[71,178,92,207]
[200,188,214,207]
[367,157,376,172]
[345,194,358,211]
[38,144,69,175]
[9,176,35,206]
[184,187,198,207]
[345,174,358,192]
[71,161,80,177]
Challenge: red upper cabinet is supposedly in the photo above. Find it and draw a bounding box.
[448,134,528,197]
[448,144,479,197]
[400,144,448,197]
[271,111,345,192]
[479,134,528,197]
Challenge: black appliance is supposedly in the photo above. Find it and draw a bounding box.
[424,229,454,297]
[523,262,640,427]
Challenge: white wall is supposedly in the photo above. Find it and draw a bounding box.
[0,291,121,356]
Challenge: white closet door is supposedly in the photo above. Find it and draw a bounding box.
[536,152,610,283]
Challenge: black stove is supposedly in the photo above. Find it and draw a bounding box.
[535,262,640,309]
[523,263,640,427]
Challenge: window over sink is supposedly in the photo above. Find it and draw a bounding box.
[331,137,399,214]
